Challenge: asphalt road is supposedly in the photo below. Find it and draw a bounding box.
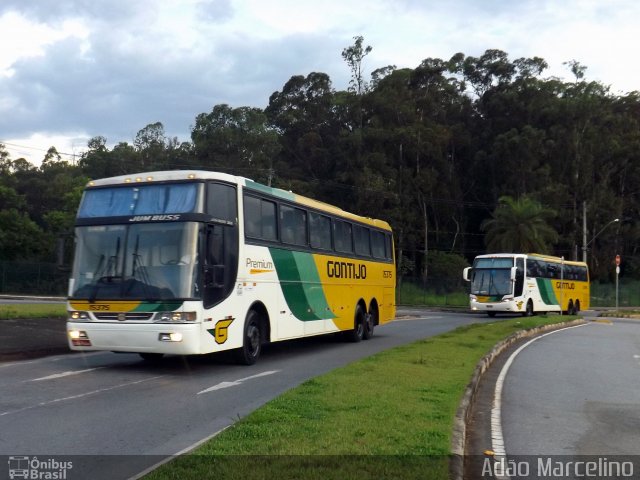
[0,309,489,480]
[501,319,640,456]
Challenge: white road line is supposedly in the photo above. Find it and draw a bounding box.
[394,316,446,322]
[491,323,589,480]
[128,425,232,480]
[28,367,106,382]
[0,375,165,417]
[197,370,280,395]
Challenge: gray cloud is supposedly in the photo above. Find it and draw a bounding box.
[0,7,351,147]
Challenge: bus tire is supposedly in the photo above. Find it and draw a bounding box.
[362,302,379,340]
[235,310,262,365]
[567,300,575,315]
[574,300,580,314]
[139,353,164,362]
[346,305,365,343]
[523,300,534,317]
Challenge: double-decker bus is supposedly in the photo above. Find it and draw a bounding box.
[463,253,589,317]
[67,171,396,364]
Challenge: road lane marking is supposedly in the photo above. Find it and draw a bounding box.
[129,425,232,480]
[490,323,589,480]
[197,370,280,395]
[0,375,165,417]
[394,316,446,322]
[28,367,106,382]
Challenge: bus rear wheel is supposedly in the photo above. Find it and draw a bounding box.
[346,305,365,342]
[235,310,262,365]
[363,305,377,340]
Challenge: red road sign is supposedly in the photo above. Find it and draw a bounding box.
[615,254,621,266]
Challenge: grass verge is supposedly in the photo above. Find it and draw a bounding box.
[146,315,570,480]
[396,282,468,307]
[0,303,66,319]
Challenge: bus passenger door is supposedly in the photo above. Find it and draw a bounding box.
[514,258,525,297]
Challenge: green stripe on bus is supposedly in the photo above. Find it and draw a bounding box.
[536,278,558,305]
[133,301,184,312]
[245,180,296,201]
[269,248,334,321]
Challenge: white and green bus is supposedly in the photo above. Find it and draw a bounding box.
[67,170,396,364]
[463,253,589,317]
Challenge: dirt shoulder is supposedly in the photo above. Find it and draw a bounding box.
[0,317,70,362]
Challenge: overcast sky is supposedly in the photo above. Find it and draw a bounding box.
[1,0,639,165]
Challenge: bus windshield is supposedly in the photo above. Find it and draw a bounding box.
[77,183,200,218]
[469,268,513,296]
[70,222,200,300]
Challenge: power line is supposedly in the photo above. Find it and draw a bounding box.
[0,140,80,160]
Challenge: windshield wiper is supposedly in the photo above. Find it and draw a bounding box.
[129,234,151,298]
[90,237,121,302]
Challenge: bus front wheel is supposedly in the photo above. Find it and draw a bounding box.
[235,310,262,365]
[139,353,164,362]
[523,300,534,317]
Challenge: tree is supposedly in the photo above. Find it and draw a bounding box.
[481,196,558,253]
[342,35,372,95]
[191,104,280,184]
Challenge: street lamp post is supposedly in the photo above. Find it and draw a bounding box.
[582,218,620,263]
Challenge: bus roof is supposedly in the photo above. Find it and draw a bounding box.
[85,170,392,231]
[473,252,587,267]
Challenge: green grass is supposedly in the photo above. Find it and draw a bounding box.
[146,315,569,480]
[0,303,66,319]
[396,282,468,307]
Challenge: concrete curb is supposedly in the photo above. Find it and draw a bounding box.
[449,318,587,480]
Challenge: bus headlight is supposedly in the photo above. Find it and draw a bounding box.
[154,312,197,323]
[69,311,90,320]
[159,332,183,342]
[69,330,92,346]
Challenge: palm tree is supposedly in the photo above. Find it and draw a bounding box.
[481,196,558,253]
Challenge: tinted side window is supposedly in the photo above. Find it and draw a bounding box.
[354,225,371,257]
[281,205,307,246]
[244,195,277,241]
[207,183,237,223]
[371,231,386,259]
[384,234,393,260]
[244,196,260,238]
[309,212,332,250]
[333,220,353,253]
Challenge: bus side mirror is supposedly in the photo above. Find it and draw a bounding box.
[56,233,73,272]
[510,266,518,281]
[463,267,471,282]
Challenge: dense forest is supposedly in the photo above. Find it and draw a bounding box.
[1,39,639,288]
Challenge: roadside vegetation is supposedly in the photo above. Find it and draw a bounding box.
[0,303,65,319]
[146,315,571,480]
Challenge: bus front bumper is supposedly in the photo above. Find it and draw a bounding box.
[67,321,202,355]
[470,299,525,314]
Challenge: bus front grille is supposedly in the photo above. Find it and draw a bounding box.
[93,312,154,321]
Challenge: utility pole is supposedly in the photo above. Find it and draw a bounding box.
[582,201,587,263]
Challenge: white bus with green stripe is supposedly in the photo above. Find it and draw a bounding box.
[67,171,396,364]
[463,253,589,317]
